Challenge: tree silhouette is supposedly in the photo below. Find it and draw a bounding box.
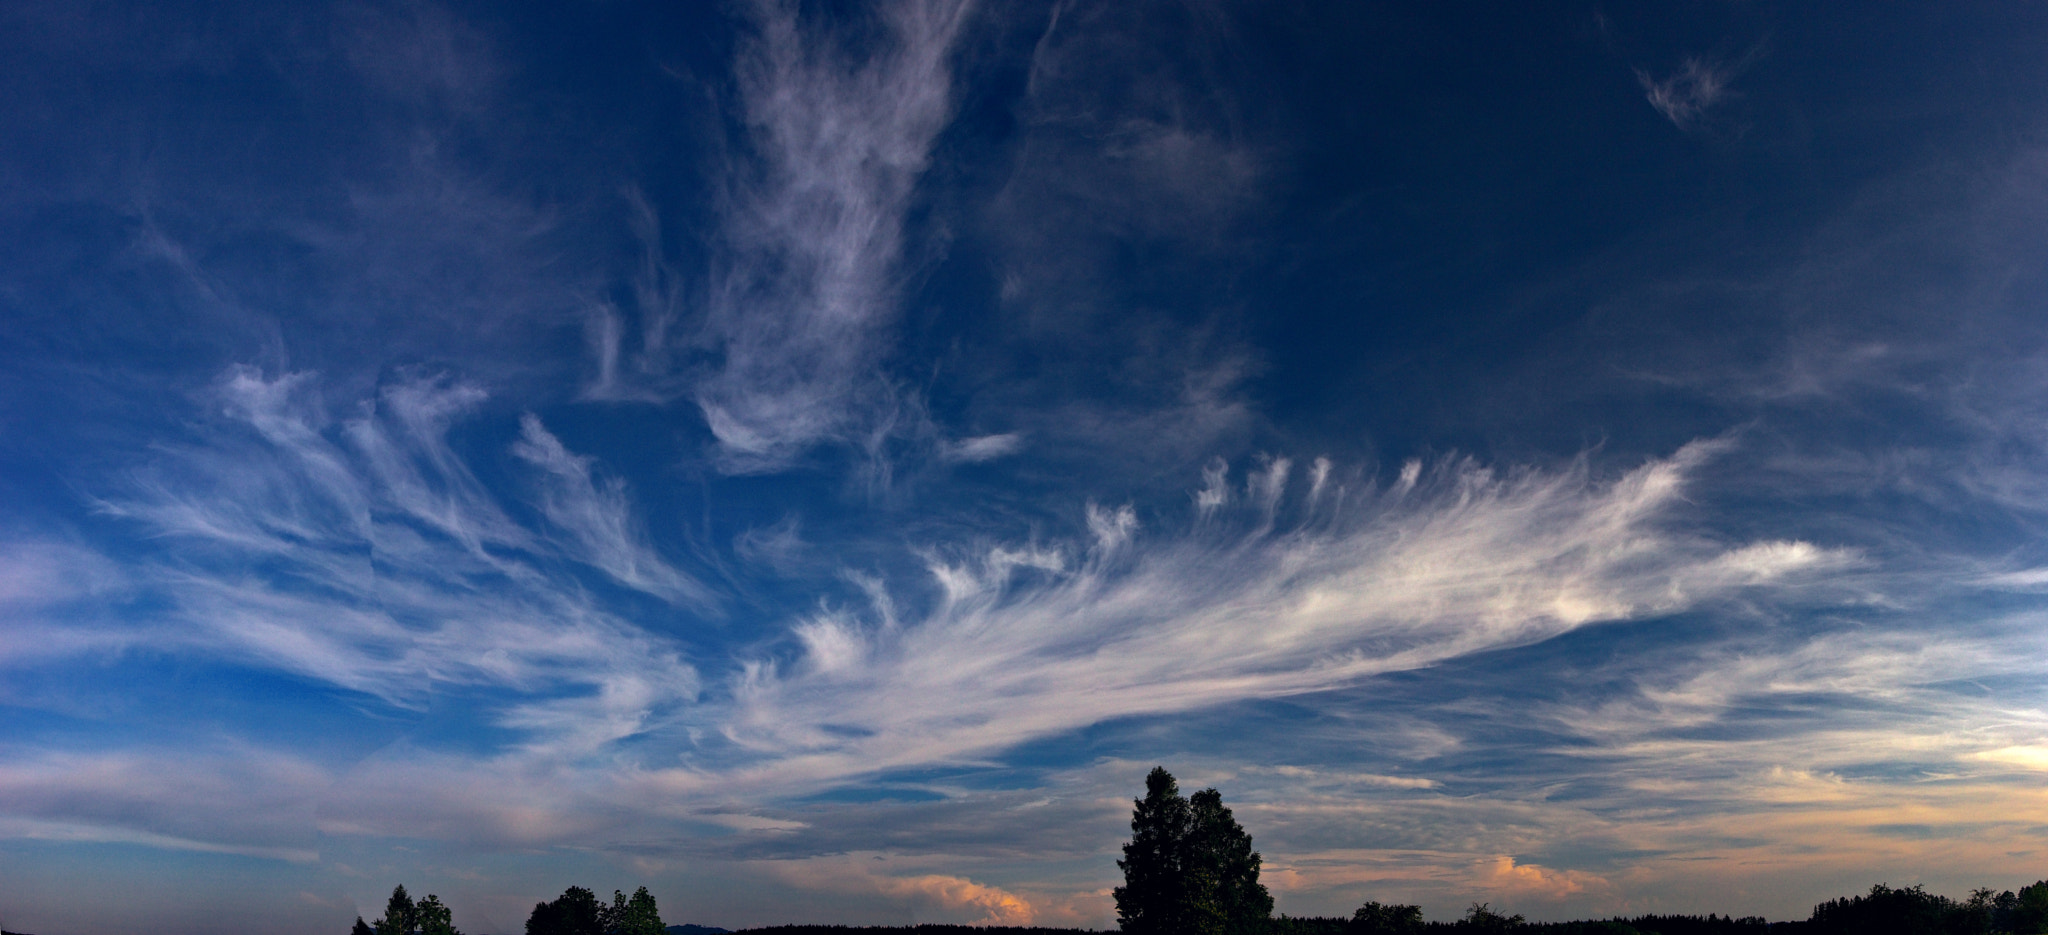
[1117,766,1198,934]
[602,886,666,935]
[359,885,461,935]
[527,886,605,935]
[1190,788,1274,935]
[1352,901,1423,935]
[375,885,418,935]
[1116,766,1272,935]
[1810,884,1953,935]
[416,893,462,935]
[1459,902,1525,935]
[2014,880,2048,934]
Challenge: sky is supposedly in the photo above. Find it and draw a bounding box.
[3,1,2048,933]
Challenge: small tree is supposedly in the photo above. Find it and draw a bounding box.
[375,885,418,935]
[601,886,666,935]
[1459,903,1524,935]
[416,893,462,935]
[352,916,376,935]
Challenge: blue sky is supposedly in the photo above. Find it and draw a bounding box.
[3,1,2048,932]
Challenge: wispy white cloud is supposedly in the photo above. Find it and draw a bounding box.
[692,0,976,472]
[733,514,809,572]
[513,412,717,609]
[1637,57,1737,131]
[93,368,701,749]
[0,748,329,863]
[940,432,1024,464]
[664,439,1853,799]
[0,539,128,610]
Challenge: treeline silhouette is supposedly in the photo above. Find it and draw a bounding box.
[333,875,2047,935]
[347,883,667,935]
[336,767,2045,935]
[723,926,1208,934]
[712,880,2048,935]
[715,880,2048,934]
[1259,881,2048,935]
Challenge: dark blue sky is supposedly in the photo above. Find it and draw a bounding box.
[4,2,2048,933]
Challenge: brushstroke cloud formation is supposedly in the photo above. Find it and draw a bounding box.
[95,368,703,751]
[690,0,975,472]
[703,442,1852,796]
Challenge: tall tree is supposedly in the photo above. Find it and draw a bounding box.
[374,885,418,935]
[1115,766,1272,935]
[1189,788,1274,935]
[1117,766,1197,934]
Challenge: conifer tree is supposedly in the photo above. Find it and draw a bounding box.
[374,885,418,935]
[1116,766,1272,935]
[1190,788,1274,935]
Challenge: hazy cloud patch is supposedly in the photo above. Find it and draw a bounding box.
[1637,56,1738,131]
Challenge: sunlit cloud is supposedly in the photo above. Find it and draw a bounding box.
[670,439,1854,800]
[762,855,1039,926]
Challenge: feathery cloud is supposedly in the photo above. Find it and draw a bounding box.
[1637,57,1736,131]
[671,439,1854,799]
[694,0,976,472]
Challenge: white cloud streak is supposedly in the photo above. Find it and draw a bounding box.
[694,0,975,472]
[666,439,1854,799]
[1637,56,1736,131]
[513,412,718,609]
[0,748,329,863]
[93,368,702,752]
